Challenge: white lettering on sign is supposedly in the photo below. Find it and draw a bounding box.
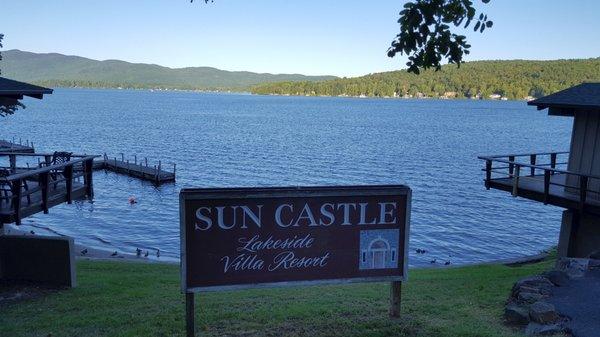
[219,234,330,274]
[194,202,398,231]
[195,205,263,231]
[237,234,314,253]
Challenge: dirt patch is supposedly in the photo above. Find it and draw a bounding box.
[0,281,62,308]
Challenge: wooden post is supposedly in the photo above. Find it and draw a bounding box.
[121,153,125,162]
[567,211,581,257]
[65,165,74,204]
[186,293,195,337]
[9,154,16,173]
[512,165,520,197]
[529,154,536,176]
[84,159,94,199]
[11,179,22,225]
[389,281,402,318]
[173,163,177,175]
[550,153,557,174]
[134,155,137,165]
[40,172,50,214]
[145,157,148,167]
[543,170,550,205]
[508,155,515,176]
[484,160,491,190]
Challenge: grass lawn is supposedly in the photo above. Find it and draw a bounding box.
[0,258,557,337]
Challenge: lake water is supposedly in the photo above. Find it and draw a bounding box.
[0,89,572,266]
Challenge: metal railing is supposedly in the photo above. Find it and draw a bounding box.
[478,151,600,210]
[0,152,98,224]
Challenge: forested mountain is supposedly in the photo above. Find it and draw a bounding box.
[251,58,600,100]
[1,50,336,90]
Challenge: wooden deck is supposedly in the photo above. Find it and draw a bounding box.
[93,156,175,184]
[0,152,96,225]
[0,180,88,224]
[480,151,600,215]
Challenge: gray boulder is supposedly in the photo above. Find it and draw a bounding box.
[542,270,569,287]
[556,258,589,278]
[512,276,554,297]
[518,291,545,303]
[525,322,565,336]
[505,303,530,325]
[529,301,559,324]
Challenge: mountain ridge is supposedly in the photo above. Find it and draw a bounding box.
[0,49,337,90]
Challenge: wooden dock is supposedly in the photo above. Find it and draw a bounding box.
[93,154,175,184]
[0,139,35,153]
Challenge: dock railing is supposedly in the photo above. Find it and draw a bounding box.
[477,151,600,210]
[0,152,98,224]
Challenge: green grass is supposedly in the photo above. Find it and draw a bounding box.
[0,258,555,337]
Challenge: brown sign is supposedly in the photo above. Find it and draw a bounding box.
[180,185,411,292]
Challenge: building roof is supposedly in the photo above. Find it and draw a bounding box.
[528,83,600,112]
[0,77,53,99]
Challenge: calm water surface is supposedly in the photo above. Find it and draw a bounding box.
[0,89,572,266]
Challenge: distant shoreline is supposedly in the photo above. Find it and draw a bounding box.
[43,85,532,102]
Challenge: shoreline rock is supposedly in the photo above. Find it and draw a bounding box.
[505,257,600,335]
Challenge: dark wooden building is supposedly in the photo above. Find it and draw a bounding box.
[0,76,53,106]
[480,83,600,258]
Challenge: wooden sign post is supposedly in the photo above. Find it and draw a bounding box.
[180,185,411,336]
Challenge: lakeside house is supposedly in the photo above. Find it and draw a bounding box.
[480,83,600,258]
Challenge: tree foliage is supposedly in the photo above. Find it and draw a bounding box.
[0,33,24,117]
[250,58,600,100]
[388,0,492,74]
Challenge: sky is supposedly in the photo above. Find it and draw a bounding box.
[2,0,599,77]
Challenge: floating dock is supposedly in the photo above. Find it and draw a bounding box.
[93,154,175,184]
[0,139,35,153]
